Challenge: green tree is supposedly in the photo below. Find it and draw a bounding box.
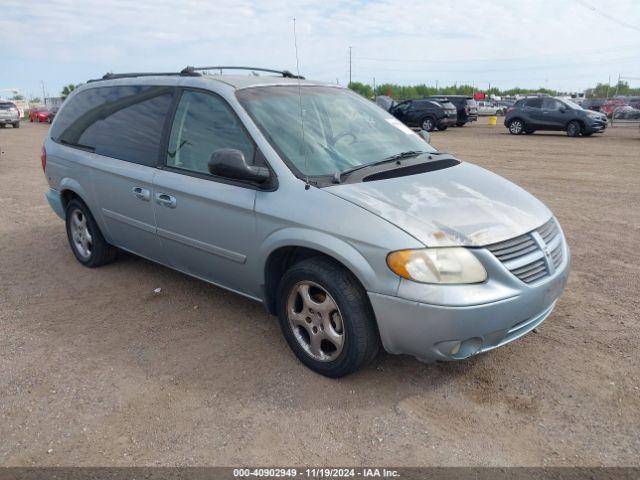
[61,84,79,99]
[348,81,373,99]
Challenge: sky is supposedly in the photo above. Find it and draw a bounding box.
[1,0,640,100]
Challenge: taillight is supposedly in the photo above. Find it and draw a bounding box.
[464,106,469,114]
[41,146,47,172]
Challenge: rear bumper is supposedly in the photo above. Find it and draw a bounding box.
[45,188,65,219]
[439,116,458,127]
[0,118,19,124]
[368,246,570,363]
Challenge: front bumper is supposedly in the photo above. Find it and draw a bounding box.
[368,243,570,363]
[585,120,607,133]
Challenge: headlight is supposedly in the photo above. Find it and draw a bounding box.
[387,248,487,284]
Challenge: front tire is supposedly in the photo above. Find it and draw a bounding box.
[508,119,524,135]
[65,199,118,267]
[276,257,380,378]
[566,120,581,137]
[436,124,448,131]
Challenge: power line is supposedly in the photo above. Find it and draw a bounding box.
[574,0,640,33]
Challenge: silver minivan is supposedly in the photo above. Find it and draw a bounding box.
[43,67,570,377]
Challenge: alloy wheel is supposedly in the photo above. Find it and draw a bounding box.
[69,208,93,259]
[286,281,345,362]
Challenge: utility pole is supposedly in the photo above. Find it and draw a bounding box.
[348,46,352,85]
[614,73,621,97]
[41,81,46,105]
[373,77,376,96]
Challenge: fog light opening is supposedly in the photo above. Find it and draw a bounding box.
[450,341,461,356]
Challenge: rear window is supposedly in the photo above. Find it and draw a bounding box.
[51,85,174,166]
[465,99,477,107]
[0,103,16,110]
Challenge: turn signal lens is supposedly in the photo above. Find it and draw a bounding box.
[387,248,487,284]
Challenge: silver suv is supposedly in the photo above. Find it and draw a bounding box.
[0,101,21,128]
[43,66,570,377]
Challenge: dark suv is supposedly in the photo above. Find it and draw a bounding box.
[390,99,457,131]
[504,97,608,137]
[424,96,478,126]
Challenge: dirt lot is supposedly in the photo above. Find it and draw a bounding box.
[1,120,639,467]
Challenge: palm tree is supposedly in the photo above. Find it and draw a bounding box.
[61,84,76,99]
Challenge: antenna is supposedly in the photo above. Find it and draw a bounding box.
[292,17,310,190]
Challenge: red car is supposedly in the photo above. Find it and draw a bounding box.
[600,98,626,118]
[29,106,50,123]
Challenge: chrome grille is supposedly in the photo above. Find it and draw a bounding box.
[487,218,565,284]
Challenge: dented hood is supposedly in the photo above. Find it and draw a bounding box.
[325,161,551,247]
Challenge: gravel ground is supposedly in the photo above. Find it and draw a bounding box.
[0,120,639,466]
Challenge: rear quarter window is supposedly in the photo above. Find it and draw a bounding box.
[51,85,174,167]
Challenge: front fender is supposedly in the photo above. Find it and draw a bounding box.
[259,227,389,294]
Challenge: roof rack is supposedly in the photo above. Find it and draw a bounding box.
[87,70,201,83]
[181,66,304,79]
[87,66,304,84]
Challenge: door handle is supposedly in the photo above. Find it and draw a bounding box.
[155,193,177,209]
[132,186,150,201]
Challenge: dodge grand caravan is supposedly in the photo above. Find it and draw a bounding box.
[43,66,570,377]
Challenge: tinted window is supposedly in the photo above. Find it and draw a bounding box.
[542,98,563,110]
[166,90,255,175]
[524,98,543,108]
[51,85,173,166]
[0,103,16,110]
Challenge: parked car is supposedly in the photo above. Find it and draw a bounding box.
[476,100,502,116]
[47,105,60,123]
[43,67,570,377]
[375,95,397,112]
[600,98,627,118]
[0,101,20,128]
[612,105,640,120]
[29,106,50,123]
[424,95,477,126]
[505,97,607,137]
[581,98,606,112]
[389,98,457,131]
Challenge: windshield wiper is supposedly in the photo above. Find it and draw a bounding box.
[333,150,442,184]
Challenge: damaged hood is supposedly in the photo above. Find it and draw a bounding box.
[325,161,551,247]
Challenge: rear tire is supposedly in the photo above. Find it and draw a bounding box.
[566,120,581,137]
[421,117,435,132]
[276,257,380,378]
[65,198,118,267]
[436,124,448,131]
[508,119,524,135]
[456,122,466,127]
[0,124,5,128]
[582,132,593,137]
[13,122,20,128]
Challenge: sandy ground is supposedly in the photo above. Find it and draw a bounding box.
[0,120,639,467]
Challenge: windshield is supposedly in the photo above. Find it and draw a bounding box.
[562,99,583,110]
[237,86,435,177]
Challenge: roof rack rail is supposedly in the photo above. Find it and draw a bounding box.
[87,70,202,83]
[181,66,304,79]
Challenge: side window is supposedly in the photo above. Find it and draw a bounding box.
[542,98,562,110]
[525,98,543,109]
[52,85,173,166]
[166,91,256,175]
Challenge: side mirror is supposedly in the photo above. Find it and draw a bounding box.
[418,129,431,144]
[208,148,270,184]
